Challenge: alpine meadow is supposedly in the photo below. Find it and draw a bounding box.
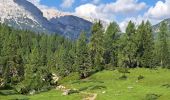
[0,0,170,100]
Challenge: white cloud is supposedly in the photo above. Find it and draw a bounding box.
[102,0,146,14]
[74,3,113,22]
[74,0,146,28]
[119,14,163,32]
[28,0,62,19]
[60,0,75,8]
[145,0,170,20]
[28,0,48,10]
[27,0,166,32]
[119,15,148,32]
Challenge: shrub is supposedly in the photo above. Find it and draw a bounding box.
[68,89,79,95]
[0,90,17,95]
[138,75,144,80]
[162,84,170,88]
[119,75,127,80]
[144,93,161,100]
[58,72,79,84]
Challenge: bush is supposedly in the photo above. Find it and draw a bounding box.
[138,75,144,80]
[117,67,129,73]
[144,93,161,100]
[0,84,13,90]
[68,89,79,95]
[0,90,17,95]
[119,75,127,80]
[58,72,79,84]
[104,64,115,70]
[14,83,30,94]
[162,84,170,88]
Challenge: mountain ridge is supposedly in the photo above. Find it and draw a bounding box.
[0,0,94,39]
[152,18,170,33]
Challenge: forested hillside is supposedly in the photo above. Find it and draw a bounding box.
[0,20,170,95]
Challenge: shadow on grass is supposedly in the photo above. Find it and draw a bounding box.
[144,93,161,100]
[162,84,170,88]
[9,97,29,100]
[78,85,106,91]
[70,80,104,84]
[0,89,30,100]
[0,90,17,95]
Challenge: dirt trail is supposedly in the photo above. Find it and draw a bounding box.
[56,85,97,100]
[82,92,97,100]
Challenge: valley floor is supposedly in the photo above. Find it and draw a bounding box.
[1,68,170,100]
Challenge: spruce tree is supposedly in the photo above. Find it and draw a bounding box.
[89,21,104,71]
[1,32,23,85]
[21,44,44,93]
[120,21,137,68]
[141,21,154,68]
[75,32,91,79]
[136,21,146,67]
[157,21,170,68]
[104,22,120,68]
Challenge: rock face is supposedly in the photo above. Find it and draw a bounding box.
[0,0,93,40]
[50,15,92,39]
[0,0,57,33]
[152,18,170,34]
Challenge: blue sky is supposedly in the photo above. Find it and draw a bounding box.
[39,0,161,10]
[29,0,170,31]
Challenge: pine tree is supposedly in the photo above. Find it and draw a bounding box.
[136,21,146,67]
[21,44,44,93]
[75,32,91,79]
[104,22,120,68]
[140,21,154,68]
[1,32,23,85]
[55,41,75,77]
[119,21,137,68]
[39,35,48,66]
[89,21,104,71]
[157,21,170,68]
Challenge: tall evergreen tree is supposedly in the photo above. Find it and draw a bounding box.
[1,32,23,85]
[75,32,91,78]
[140,21,154,68]
[119,21,137,68]
[89,21,105,71]
[136,21,146,67]
[157,21,170,68]
[39,35,48,66]
[55,42,75,77]
[21,42,46,93]
[104,22,120,68]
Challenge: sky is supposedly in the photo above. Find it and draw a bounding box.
[28,0,170,31]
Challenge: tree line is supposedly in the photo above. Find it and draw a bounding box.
[0,20,169,94]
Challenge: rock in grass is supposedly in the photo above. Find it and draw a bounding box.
[62,89,70,95]
[127,86,133,89]
[62,89,79,95]
[56,85,66,90]
[29,90,36,95]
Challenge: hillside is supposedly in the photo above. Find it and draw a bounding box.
[152,18,170,33]
[1,68,170,100]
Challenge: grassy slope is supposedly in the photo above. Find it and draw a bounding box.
[0,90,82,100]
[1,68,170,100]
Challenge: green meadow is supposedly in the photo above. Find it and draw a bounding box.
[1,68,170,100]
